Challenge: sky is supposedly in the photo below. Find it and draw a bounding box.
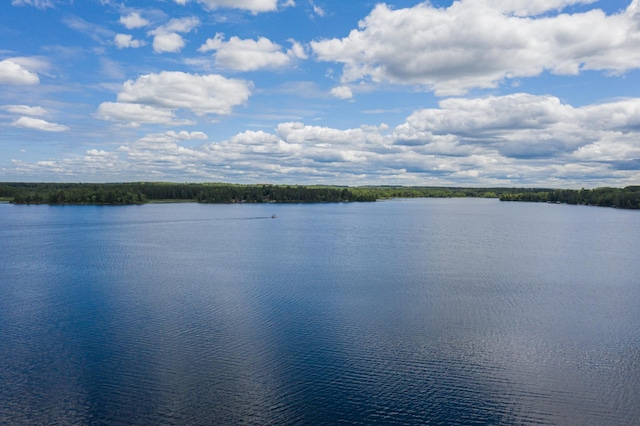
[1,0,639,187]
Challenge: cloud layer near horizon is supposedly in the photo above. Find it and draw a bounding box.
[10,94,640,187]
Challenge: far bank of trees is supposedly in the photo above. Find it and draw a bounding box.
[1,182,638,209]
[1,182,371,205]
[0,182,547,205]
[500,186,640,209]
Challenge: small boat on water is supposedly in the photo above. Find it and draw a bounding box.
[272,214,277,219]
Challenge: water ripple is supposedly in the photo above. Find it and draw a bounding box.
[1,200,639,424]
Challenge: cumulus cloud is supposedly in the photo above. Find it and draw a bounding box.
[166,130,208,140]
[330,85,353,100]
[119,12,149,29]
[199,34,307,71]
[11,149,123,179]
[0,60,39,85]
[155,16,200,34]
[11,116,69,132]
[311,0,640,95]
[174,0,278,13]
[114,34,146,49]
[149,17,199,53]
[116,71,252,115]
[96,71,252,126]
[394,93,640,162]
[15,94,640,187]
[152,33,186,53]
[3,105,47,116]
[95,102,192,127]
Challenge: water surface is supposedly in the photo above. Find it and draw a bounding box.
[1,199,638,424]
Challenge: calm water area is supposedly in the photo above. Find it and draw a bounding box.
[1,198,639,425]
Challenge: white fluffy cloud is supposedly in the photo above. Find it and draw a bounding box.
[152,33,185,53]
[11,150,122,179]
[199,34,307,71]
[116,71,252,115]
[14,94,640,186]
[167,130,208,141]
[0,60,39,85]
[95,102,192,127]
[330,86,353,100]
[3,105,47,116]
[96,71,252,126]
[394,94,640,162]
[11,116,69,132]
[175,0,278,13]
[119,12,149,29]
[311,0,640,95]
[149,17,199,53]
[114,34,146,49]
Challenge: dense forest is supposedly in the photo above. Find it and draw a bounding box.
[500,186,640,209]
[0,182,638,209]
[0,182,539,205]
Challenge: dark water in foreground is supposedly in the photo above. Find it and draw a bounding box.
[1,199,639,425]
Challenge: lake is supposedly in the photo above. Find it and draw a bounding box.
[1,198,638,425]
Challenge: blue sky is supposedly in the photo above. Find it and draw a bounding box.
[1,0,639,187]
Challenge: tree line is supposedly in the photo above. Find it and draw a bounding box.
[500,186,640,209]
[0,182,370,205]
[1,182,638,209]
[0,182,547,205]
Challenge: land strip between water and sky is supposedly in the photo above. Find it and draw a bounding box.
[1,182,639,209]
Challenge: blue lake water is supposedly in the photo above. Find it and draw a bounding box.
[1,198,639,425]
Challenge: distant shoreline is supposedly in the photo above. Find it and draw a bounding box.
[1,182,638,209]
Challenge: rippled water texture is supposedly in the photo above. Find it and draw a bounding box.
[1,199,639,424]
